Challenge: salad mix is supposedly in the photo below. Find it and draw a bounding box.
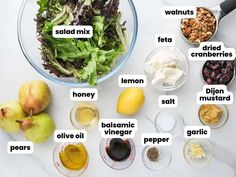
[36,0,126,85]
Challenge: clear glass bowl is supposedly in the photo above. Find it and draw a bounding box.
[154,109,185,137]
[144,47,190,91]
[142,146,172,171]
[17,0,138,87]
[53,143,89,177]
[183,139,213,167]
[70,102,99,131]
[99,138,136,170]
[198,104,229,129]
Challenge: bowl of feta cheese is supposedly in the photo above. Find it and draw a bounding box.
[144,47,190,91]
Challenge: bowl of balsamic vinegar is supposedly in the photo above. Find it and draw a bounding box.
[100,138,136,170]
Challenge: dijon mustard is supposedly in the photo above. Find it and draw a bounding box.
[199,104,223,125]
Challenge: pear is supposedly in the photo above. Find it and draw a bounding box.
[18,113,55,143]
[18,80,51,115]
[0,101,26,132]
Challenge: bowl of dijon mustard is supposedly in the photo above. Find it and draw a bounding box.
[198,104,229,129]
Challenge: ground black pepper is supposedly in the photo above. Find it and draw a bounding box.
[147,147,159,162]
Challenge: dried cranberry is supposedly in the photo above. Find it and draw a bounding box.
[219,74,231,84]
[216,73,223,80]
[203,68,211,77]
[210,72,216,79]
[202,60,235,85]
[206,77,213,84]
[210,64,220,70]
[221,68,228,74]
[226,62,234,70]
[214,69,218,73]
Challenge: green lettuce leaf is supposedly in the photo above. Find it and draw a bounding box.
[43,35,90,61]
[37,0,48,15]
[81,59,97,85]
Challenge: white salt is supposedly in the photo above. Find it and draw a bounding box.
[156,113,176,132]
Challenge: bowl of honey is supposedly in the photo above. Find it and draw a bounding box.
[70,103,99,130]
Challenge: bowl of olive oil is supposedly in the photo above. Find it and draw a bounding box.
[53,143,89,177]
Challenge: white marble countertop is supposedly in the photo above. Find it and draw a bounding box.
[1,0,236,177]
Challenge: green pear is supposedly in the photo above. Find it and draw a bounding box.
[18,80,51,115]
[19,113,55,143]
[0,101,26,132]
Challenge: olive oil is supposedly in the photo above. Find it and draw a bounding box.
[59,144,88,170]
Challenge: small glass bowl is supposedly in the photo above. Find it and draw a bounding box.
[183,139,213,167]
[53,143,89,177]
[144,47,190,91]
[99,138,136,170]
[198,104,229,129]
[142,146,172,171]
[154,109,185,137]
[70,103,99,131]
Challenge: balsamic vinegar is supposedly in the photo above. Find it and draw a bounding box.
[106,138,131,162]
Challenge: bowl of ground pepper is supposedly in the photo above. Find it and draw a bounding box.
[142,146,172,171]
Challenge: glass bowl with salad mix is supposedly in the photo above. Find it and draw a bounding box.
[18,0,138,86]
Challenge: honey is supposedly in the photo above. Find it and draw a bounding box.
[76,105,98,126]
[70,103,99,130]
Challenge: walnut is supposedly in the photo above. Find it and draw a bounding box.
[181,7,216,43]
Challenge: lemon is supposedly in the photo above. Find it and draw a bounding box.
[117,88,145,115]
